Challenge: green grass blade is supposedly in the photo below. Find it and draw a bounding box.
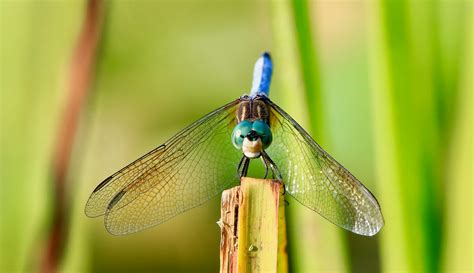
[290,0,324,138]
[371,1,470,272]
[441,10,473,272]
[270,1,348,272]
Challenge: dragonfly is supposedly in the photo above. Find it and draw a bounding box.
[85,52,384,236]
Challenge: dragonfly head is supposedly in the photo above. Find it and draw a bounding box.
[232,120,272,158]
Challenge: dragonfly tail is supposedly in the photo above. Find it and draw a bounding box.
[250,52,273,97]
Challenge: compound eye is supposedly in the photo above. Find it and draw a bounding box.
[252,120,272,149]
[231,120,253,149]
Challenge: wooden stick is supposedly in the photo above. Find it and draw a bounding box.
[218,187,240,273]
[277,191,289,273]
[219,178,287,273]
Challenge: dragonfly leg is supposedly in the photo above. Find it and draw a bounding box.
[237,155,245,174]
[242,157,250,177]
[261,156,269,179]
[238,156,251,178]
[261,150,282,181]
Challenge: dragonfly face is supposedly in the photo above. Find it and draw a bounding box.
[85,52,384,236]
[232,96,273,159]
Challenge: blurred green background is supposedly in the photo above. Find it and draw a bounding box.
[1,0,472,273]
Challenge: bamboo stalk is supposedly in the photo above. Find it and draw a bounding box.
[219,178,286,273]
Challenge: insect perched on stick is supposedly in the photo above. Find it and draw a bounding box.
[85,52,384,236]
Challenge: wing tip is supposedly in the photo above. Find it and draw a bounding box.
[104,224,128,236]
[84,176,126,218]
[354,211,385,236]
[93,176,114,193]
[84,198,105,218]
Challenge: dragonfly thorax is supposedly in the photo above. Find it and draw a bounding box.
[236,97,271,123]
[232,120,272,158]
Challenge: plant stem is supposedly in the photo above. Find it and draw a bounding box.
[40,1,104,272]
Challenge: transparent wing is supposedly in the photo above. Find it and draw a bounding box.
[265,98,384,236]
[85,99,242,235]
